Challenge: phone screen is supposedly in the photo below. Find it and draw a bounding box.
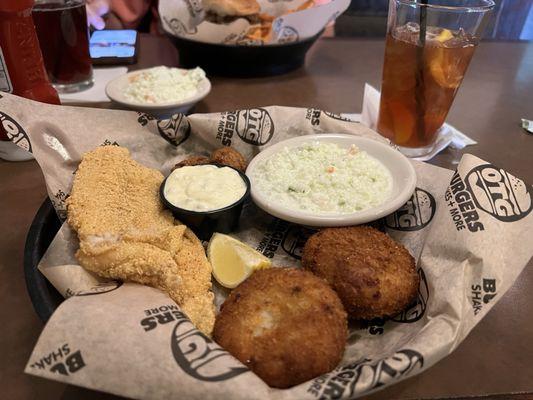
[90,30,137,59]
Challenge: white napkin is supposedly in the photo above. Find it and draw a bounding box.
[522,118,533,134]
[59,67,127,104]
[343,84,477,161]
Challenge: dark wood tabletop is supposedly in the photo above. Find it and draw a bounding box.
[1,34,532,400]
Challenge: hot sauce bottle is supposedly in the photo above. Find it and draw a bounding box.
[0,0,60,145]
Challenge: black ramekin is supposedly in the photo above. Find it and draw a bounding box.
[160,163,251,241]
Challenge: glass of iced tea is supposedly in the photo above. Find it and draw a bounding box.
[32,0,94,93]
[377,0,494,157]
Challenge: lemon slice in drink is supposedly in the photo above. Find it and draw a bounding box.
[435,28,453,43]
[428,29,466,89]
[208,233,271,289]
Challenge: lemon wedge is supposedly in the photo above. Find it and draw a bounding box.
[428,28,466,89]
[208,233,271,289]
[436,28,453,43]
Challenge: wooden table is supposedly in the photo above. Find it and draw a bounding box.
[1,34,532,400]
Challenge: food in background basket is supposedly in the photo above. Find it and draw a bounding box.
[203,0,315,42]
[302,226,419,320]
[204,0,260,19]
[204,0,271,42]
[173,146,248,172]
[66,146,215,335]
[214,267,347,388]
[123,66,206,104]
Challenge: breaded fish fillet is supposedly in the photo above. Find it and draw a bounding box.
[67,146,215,335]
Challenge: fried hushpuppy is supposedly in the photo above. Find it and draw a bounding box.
[173,155,211,169]
[210,147,248,172]
[213,268,347,389]
[173,147,248,172]
[302,226,419,320]
[203,0,260,17]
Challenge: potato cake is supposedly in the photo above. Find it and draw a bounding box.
[302,226,419,320]
[213,268,347,388]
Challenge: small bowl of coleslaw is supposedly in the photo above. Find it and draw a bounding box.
[246,134,417,227]
[105,66,211,118]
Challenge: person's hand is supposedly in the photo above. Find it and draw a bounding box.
[86,0,110,30]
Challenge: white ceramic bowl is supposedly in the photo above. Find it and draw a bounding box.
[105,67,211,119]
[246,134,417,227]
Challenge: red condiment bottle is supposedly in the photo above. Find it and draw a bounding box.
[0,0,60,141]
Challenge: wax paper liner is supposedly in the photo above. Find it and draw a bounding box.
[159,0,350,45]
[1,92,531,399]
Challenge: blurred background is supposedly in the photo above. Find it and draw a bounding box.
[101,0,533,40]
[335,0,533,40]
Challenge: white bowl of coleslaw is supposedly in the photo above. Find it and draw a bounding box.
[246,134,416,227]
[106,66,211,118]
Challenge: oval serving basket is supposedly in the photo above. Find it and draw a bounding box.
[24,198,63,322]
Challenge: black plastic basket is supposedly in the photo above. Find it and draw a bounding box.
[24,198,63,322]
[168,32,322,77]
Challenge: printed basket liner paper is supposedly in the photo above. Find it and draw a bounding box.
[1,92,532,399]
[159,0,350,45]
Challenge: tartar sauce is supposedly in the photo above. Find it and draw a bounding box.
[164,165,246,212]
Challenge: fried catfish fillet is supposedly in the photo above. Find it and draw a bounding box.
[66,146,215,335]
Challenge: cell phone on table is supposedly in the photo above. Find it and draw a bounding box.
[89,30,138,65]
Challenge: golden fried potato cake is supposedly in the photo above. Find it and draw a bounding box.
[213,268,347,389]
[211,147,248,172]
[302,226,419,320]
[173,155,211,170]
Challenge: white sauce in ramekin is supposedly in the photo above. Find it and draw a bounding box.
[164,165,246,212]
